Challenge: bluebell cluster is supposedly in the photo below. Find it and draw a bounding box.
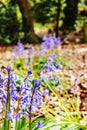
[14,41,35,58]
[40,54,62,81]
[0,67,43,120]
[14,40,25,58]
[0,36,79,129]
[41,34,61,51]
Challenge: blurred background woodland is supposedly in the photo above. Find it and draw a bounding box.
[0,0,87,44]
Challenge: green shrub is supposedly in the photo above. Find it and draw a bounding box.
[0,4,20,44]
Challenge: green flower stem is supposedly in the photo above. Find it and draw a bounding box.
[29,89,35,130]
[28,52,33,71]
[5,70,11,130]
[15,99,20,130]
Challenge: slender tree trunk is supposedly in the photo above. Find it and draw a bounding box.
[17,0,34,34]
[56,0,61,37]
[62,0,79,30]
[53,0,61,37]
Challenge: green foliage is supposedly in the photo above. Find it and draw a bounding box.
[33,56,46,74]
[14,117,26,130]
[1,116,27,130]
[14,58,26,69]
[74,0,87,32]
[33,0,66,25]
[38,116,87,130]
[23,32,40,43]
[0,3,20,44]
[57,55,72,67]
[41,79,87,130]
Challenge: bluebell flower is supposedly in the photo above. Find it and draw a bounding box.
[56,77,60,85]
[22,95,31,104]
[32,91,43,106]
[68,89,74,94]
[7,113,14,120]
[74,78,78,89]
[0,76,4,88]
[14,40,24,57]
[26,45,35,54]
[0,88,7,104]
[55,36,61,46]
[43,88,49,96]
[27,70,32,77]
[31,105,39,112]
[0,102,3,109]
[40,54,62,80]
[0,69,2,74]
[11,91,20,101]
[37,121,43,128]
[14,113,20,120]
[49,53,56,58]
[34,79,41,89]
[42,34,48,41]
[6,65,12,72]
[56,85,63,91]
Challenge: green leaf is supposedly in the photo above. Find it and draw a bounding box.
[20,117,26,129]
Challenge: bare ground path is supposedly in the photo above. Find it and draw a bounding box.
[61,44,87,111]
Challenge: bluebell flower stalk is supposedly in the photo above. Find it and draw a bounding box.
[29,88,35,130]
[29,79,41,130]
[5,66,11,130]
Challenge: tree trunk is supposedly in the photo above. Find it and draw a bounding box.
[62,0,79,30]
[17,0,34,34]
[56,0,61,37]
